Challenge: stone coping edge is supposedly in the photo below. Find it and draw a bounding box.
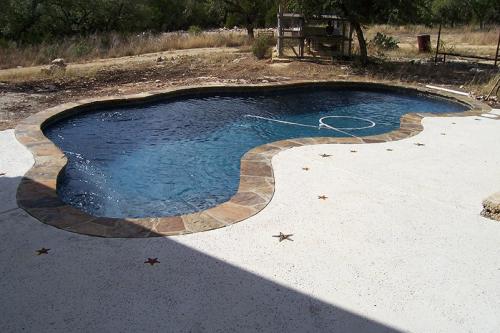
[15,81,490,238]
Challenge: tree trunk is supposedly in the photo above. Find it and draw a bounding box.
[246,25,254,39]
[339,2,368,65]
[352,21,368,65]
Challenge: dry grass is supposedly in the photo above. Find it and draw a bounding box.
[366,24,500,59]
[368,24,500,45]
[0,31,248,69]
[467,73,500,97]
[0,47,242,82]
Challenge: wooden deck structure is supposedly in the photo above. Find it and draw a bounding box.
[276,6,353,60]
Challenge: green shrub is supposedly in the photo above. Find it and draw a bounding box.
[0,38,10,49]
[435,40,455,54]
[188,25,202,36]
[43,43,60,61]
[73,40,93,57]
[252,35,272,59]
[370,32,399,50]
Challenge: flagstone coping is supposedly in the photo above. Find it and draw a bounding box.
[15,81,490,237]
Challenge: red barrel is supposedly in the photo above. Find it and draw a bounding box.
[417,34,431,53]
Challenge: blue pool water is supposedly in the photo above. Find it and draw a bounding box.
[44,87,467,218]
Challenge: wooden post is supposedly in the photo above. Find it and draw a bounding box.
[341,20,346,58]
[495,31,500,67]
[434,23,441,64]
[486,76,500,100]
[277,5,283,57]
[348,23,353,57]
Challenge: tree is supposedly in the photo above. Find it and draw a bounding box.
[432,0,470,27]
[467,0,495,29]
[0,0,47,42]
[216,0,274,38]
[286,0,426,65]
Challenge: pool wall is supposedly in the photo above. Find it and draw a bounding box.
[15,81,490,238]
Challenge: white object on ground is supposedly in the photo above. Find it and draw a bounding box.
[426,84,470,96]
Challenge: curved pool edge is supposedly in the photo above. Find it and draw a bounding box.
[15,81,490,238]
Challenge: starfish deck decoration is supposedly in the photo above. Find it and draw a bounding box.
[320,154,332,158]
[318,195,328,200]
[144,258,160,266]
[273,232,293,242]
[36,248,50,255]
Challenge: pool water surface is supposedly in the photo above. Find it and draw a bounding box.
[44,87,468,218]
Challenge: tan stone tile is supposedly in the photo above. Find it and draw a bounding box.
[230,192,267,206]
[32,144,64,157]
[15,132,46,146]
[241,152,268,162]
[238,176,274,193]
[182,212,225,233]
[288,137,318,145]
[64,221,112,237]
[362,137,387,143]
[269,140,304,149]
[24,168,60,182]
[109,219,156,238]
[205,202,256,225]
[309,137,338,144]
[154,217,185,235]
[240,161,273,177]
[28,206,93,229]
[329,137,364,144]
[249,144,281,154]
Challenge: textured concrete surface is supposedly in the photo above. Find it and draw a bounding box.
[1,112,500,332]
[0,129,33,214]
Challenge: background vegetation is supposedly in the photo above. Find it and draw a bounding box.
[0,0,498,67]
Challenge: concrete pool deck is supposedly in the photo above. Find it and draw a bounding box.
[1,110,500,331]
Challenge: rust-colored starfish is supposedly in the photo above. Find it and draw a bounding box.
[320,154,332,158]
[318,195,328,200]
[144,258,160,266]
[36,248,50,255]
[273,232,293,242]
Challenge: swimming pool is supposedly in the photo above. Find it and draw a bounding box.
[44,86,468,218]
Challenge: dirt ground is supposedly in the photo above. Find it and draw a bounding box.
[0,47,498,131]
